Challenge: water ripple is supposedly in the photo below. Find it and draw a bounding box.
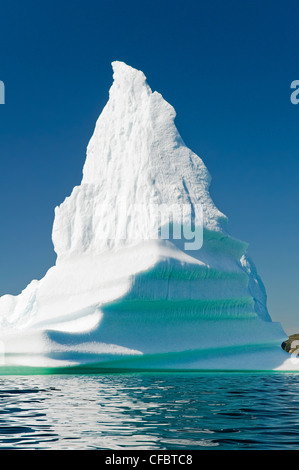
[0,373,298,449]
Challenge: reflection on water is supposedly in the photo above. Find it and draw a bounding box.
[0,373,299,449]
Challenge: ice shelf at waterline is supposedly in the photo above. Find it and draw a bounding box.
[0,61,297,371]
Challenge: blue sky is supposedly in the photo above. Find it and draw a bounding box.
[0,0,298,333]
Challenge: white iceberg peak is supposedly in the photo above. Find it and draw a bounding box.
[111,60,150,93]
[53,61,224,261]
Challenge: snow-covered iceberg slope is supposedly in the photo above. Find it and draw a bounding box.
[0,61,297,371]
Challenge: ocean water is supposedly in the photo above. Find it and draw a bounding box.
[0,372,298,450]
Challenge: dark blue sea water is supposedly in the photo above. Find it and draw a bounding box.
[0,373,299,450]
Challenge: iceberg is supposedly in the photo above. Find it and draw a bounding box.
[0,61,297,372]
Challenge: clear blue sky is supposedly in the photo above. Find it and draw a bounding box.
[0,0,298,333]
